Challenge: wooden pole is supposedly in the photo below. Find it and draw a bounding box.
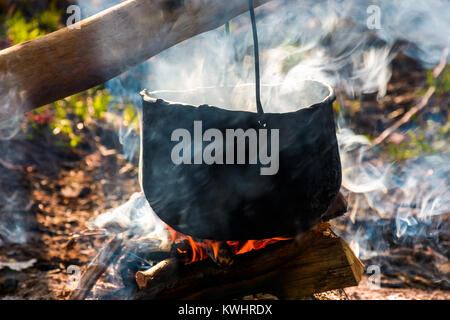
[0,0,273,121]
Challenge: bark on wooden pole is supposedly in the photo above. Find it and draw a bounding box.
[0,0,273,121]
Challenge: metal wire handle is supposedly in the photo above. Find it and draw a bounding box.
[248,0,264,115]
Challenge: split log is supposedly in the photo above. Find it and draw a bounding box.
[0,0,272,121]
[69,235,123,300]
[322,192,348,221]
[135,258,178,291]
[117,237,171,287]
[135,223,364,299]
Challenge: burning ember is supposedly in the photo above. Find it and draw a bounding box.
[167,226,292,264]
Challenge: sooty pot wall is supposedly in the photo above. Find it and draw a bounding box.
[140,81,342,240]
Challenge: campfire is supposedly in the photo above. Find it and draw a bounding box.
[133,223,363,300]
[65,190,363,300]
[66,223,364,300]
[1,0,447,303]
[167,225,293,265]
[66,33,361,298]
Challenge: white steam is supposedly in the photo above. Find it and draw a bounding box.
[81,0,450,250]
[1,0,448,258]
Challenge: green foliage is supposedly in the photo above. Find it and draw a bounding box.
[5,11,45,44]
[26,86,140,149]
[280,44,306,74]
[3,6,140,149]
[438,121,450,136]
[426,65,450,94]
[47,88,113,148]
[93,93,111,119]
[386,123,449,162]
[333,100,341,114]
[5,5,61,44]
[36,6,61,32]
[387,131,431,162]
[123,104,140,131]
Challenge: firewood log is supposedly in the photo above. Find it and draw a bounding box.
[135,223,364,299]
[68,235,123,300]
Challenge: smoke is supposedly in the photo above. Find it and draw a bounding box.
[80,1,449,247]
[0,128,33,245]
[339,126,449,251]
[0,71,26,140]
[0,0,446,291]
[0,72,29,244]
[89,192,169,242]
[77,0,448,134]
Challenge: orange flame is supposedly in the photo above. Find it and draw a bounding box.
[167,226,291,264]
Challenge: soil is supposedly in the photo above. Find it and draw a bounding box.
[0,122,140,299]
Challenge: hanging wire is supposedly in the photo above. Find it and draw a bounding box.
[223,22,231,87]
[225,21,230,35]
[248,0,264,115]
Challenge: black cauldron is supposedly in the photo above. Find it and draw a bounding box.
[140,81,342,240]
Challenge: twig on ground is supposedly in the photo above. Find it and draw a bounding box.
[68,234,123,300]
[370,87,435,148]
[370,48,448,148]
[432,48,448,78]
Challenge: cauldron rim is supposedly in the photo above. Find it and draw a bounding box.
[140,80,335,115]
